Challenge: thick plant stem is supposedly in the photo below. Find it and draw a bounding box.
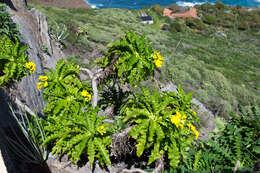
[152,155,164,173]
[79,66,113,108]
[79,67,98,107]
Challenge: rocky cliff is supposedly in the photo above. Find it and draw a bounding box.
[0,0,64,172]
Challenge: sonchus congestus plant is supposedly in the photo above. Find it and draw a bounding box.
[121,87,200,168]
[0,35,36,87]
[39,60,92,116]
[97,31,164,84]
[43,108,113,167]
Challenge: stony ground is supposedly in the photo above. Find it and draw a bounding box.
[27,0,90,8]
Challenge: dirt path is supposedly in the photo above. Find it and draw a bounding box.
[27,0,90,8]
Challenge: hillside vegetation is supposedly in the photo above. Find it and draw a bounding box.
[1,2,259,172]
[28,2,260,118]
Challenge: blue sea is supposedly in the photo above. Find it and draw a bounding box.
[86,0,260,9]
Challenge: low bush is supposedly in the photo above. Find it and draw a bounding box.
[151,4,164,16]
[165,105,260,172]
[185,18,206,30]
[43,108,113,167]
[202,15,217,25]
[0,4,21,41]
[0,35,35,87]
[169,21,187,32]
[121,87,200,168]
[215,1,225,10]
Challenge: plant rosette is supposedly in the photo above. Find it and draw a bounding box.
[43,108,114,167]
[0,35,36,87]
[121,87,200,168]
[39,60,92,117]
[97,31,164,85]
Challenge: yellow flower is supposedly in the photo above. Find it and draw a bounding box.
[25,61,36,74]
[152,52,164,68]
[81,90,88,97]
[152,53,157,60]
[194,130,199,139]
[187,123,199,139]
[37,82,43,90]
[85,94,91,102]
[43,81,48,87]
[39,75,48,81]
[81,90,92,102]
[97,125,105,136]
[171,111,186,129]
[154,60,163,68]
[171,114,181,126]
[191,109,197,116]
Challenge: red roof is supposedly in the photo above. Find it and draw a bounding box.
[163,8,198,18]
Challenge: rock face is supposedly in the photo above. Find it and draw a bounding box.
[0,0,64,172]
[2,0,27,11]
[8,0,64,114]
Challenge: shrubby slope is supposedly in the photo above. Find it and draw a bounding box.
[28,2,260,117]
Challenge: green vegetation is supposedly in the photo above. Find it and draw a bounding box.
[28,2,260,117]
[4,106,47,165]
[0,1,259,172]
[39,60,92,117]
[43,108,113,167]
[166,105,260,172]
[97,31,161,84]
[122,87,199,168]
[0,4,21,41]
[0,5,35,87]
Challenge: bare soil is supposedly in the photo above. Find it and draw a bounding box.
[27,0,90,8]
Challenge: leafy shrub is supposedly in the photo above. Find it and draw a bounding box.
[151,4,164,16]
[171,105,260,172]
[97,31,163,85]
[185,18,206,30]
[121,87,200,168]
[99,82,131,115]
[215,1,225,10]
[169,21,187,32]
[40,60,92,117]
[0,4,21,41]
[43,108,113,167]
[237,20,249,30]
[49,22,69,45]
[0,35,35,87]
[202,15,217,25]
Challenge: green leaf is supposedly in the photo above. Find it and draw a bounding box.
[87,139,95,168]
[253,146,260,154]
[168,140,180,168]
[94,138,111,165]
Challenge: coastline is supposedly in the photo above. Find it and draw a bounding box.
[27,0,90,8]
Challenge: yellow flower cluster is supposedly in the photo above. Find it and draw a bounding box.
[187,123,199,139]
[170,111,186,129]
[152,52,164,68]
[191,109,197,116]
[37,75,48,90]
[25,61,36,74]
[81,90,91,102]
[97,125,105,136]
